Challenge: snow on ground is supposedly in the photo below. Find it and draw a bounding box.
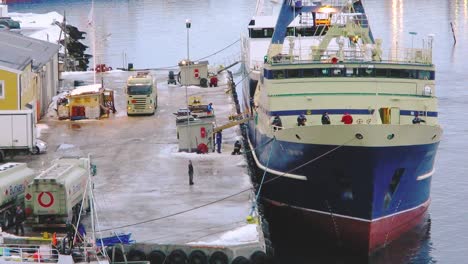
[188,224,258,246]
[9,12,64,44]
[36,124,49,138]
[57,143,75,151]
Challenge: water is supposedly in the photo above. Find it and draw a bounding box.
[9,0,468,263]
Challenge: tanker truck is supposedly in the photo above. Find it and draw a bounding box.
[24,157,91,228]
[0,163,35,229]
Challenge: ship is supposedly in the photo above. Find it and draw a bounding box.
[241,0,442,254]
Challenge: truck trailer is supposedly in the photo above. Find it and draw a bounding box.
[0,163,35,229]
[24,157,91,228]
[0,110,47,162]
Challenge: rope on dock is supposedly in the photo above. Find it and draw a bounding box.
[99,136,356,231]
[120,39,241,71]
[250,137,276,217]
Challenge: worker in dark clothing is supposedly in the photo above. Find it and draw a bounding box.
[215,131,223,153]
[412,112,426,124]
[232,140,242,155]
[188,160,194,185]
[297,114,307,126]
[272,115,282,131]
[321,112,331,125]
[15,205,25,236]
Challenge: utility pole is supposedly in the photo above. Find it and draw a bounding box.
[63,11,68,72]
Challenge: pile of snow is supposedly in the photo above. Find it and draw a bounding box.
[57,143,75,151]
[188,224,258,246]
[9,11,64,44]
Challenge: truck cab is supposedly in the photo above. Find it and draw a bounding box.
[126,72,157,115]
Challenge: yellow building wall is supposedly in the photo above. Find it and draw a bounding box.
[0,68,19,110]
[19,64,35,110]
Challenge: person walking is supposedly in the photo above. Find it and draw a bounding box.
[321,112,331,124]
[215,131,223,153]
[207,103,214,115]
[188,160,194,185]
[15,205,25,236]
[232,140,242,155]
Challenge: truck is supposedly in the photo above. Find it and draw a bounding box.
[0,162,35,229]
[0,110,47,162]
[24,157,91,228]
[126,71,157,115]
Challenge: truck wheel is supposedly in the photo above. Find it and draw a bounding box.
[1,211,10,229]
[31,146,40,155]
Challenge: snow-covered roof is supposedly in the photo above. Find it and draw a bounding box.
[70,84,102,96]
[0,30,59,70]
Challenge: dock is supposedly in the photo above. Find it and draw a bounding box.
[15,70,266,263]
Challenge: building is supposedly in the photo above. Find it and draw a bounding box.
[0,31,59,119]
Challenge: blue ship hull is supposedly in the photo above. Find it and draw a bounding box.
[246,122,438,252]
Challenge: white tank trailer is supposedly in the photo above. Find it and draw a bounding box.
[24,157,91,227]
[0,163,35,229]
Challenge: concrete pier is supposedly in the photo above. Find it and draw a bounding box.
[14,70,265,262]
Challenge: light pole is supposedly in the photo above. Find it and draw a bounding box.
[185,19,192,152]
[409,31,417,50]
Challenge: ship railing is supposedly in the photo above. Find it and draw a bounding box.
[0,245,60,262]
[270,46,433,65]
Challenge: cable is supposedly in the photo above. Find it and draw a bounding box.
[128,39,240,71]
[100,136,355,231]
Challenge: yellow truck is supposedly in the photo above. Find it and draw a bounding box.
[126,72,157,115]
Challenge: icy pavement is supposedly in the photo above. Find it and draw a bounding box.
[23,70,260,247]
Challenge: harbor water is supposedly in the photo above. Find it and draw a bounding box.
[9,0,468,263]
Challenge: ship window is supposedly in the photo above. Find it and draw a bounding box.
[272,70,285,79]
[287,69,300,78]
[317,68,330,77]
[345,68,356,77]
[419,70,431,80]
[389,69,417,78]
[384,168,405,209]
[358,68,374,77]
[249,28,274,38]
[303,69,316,77]
[331,68,344,76]
[375,68,388,77]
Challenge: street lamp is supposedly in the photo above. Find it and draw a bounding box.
[409,31,417,50]
[185,19,192,152]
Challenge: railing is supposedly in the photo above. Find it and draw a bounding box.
[0,246,59,263]
[270,46,433,65]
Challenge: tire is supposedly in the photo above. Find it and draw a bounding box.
[107,248,125,262]
[148,250,166,264]
[200,78,208,88]
[249,251,267,264]
[127,249,147,261]
[208,251,228,264]
[232,256,251,264]
[168,249,188,264]
[31,146,40,155]
[189,250,207,264]
[1,211,10,229]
